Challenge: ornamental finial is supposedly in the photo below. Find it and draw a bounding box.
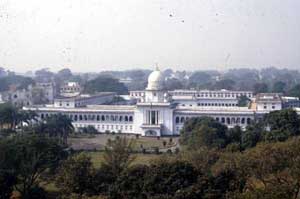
[155,63,160,71]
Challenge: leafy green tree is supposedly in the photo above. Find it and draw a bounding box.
[288,84,300,98]
[237,95,251,107]
[164,78,183,91]
[102,136,134,178]
[109,165,149,199]
[0,138,17,199]
[241,123,262,149]
[264,109,300,136]
[0,75,34,92]
[238,140,300,198]
[36,114,74,144]
[0,171,16,199]
[213,79,236,90]
[0,135,67,198]
[188,72,212,88]
[56,153,94,196]
[0,103,18,130]
[272,81,286,93]
[253,82,268,94]
[180,117,228,149]
[226,126,243,151]
[57,68,73,80]
[143,161,198,198]
[84,75,128,95]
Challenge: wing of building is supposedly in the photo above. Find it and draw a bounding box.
[23,68,300,137]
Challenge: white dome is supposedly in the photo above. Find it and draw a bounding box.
[146,69,164,90]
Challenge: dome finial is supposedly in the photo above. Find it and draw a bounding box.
[155,63,160,71]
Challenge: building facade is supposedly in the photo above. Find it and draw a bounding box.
[24,68,296,137]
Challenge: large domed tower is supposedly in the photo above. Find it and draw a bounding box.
[145,67,167,103]
[134,67,174,137]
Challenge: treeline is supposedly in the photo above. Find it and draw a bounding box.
[180,109,300,151]
[2,67,300,97]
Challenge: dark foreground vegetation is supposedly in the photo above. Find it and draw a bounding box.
[1,103,300,199]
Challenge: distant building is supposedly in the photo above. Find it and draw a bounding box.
[60,82,82,97]
[24,68,300,137]
[255,93,282,111]
[282,96,300,108]
[2,85,33,107]
[54,92,116,108]
[35,82,55,103]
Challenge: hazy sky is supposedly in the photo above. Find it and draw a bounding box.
[0,0,299,72]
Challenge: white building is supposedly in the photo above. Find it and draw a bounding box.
[24,68,290,137]
[60,82,82,97]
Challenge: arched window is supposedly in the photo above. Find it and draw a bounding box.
[101,115,105,121]
[79,115,83,121]
[125,116,129,122]
[175,117,179,124]
[180,117,185,123]
[119,116,123,121]
[247,118,251,125]
[96,115,100,121]
[227,118,231,124]
[221,117,225,123]
[129,116,133,122]
[231,118,236,124]
[241,118,245,124]
[74,115,78,121]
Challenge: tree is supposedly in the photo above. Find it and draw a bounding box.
[0,171,16,199]
[164,78,183,91]
[264,109,300,137]
[56,153,94,196]
[226,126,243,151]
[237,95,251,107]
[272,81,286,93]
[108,165,149,199]
[213,79,236,90]
[0,75,34,92]
[236,139,300,198]
[0,135,67,198]
[102,136,134,178]
[0,103,18,130]
[253,82,268,94]
[180,117,228,149]
[241,123,262,149]
[188,72,212,88]
[37,114,74,144]
[288,84,300,98]
[57,68,73,80]
[143,161,198,198]
[84,75,128,95]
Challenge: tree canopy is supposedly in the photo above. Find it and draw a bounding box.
[83,75,128,95]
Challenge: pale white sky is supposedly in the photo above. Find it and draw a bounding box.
[0,0,299,72]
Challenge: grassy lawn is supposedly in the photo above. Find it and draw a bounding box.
[68,134,179,151]
[85,151,161,168]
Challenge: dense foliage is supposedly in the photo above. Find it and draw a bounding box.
[83,75,128,95]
